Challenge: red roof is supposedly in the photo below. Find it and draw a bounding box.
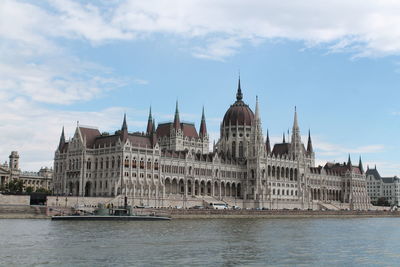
[79,127,101,147]
[156,122,199,138]
[223,101,254,126]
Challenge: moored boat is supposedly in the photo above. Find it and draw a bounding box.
[51,198,171,221]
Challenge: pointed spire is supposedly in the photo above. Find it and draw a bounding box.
[347,154,352,167]
[266,130,271,154]
[58,126,65,150]
[173,100,181,129]
[359,156,364,174]
[152,118,156,133]
[121,113,127,131]
[151,118,157,147]
[255,95,259,119]
[120,113,128,141]
[375,164,377,170]
[283,132,286,143]
[146,106,153,134]
[307,129,313,154]
[199,106,207,137]
[236,76,243,101]
[293,106,299,131]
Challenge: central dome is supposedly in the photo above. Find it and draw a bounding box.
[222,79,254,126]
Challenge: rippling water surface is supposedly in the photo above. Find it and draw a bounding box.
[1,217,399,266]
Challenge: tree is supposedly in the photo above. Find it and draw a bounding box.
[3,179,24,194]
[26,186,34,193]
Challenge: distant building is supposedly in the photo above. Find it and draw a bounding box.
[54,78,371,210]
[366,166,400,206]
[0,151,53,192]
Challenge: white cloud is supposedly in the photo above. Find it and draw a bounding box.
[193,37,241,61]
[0,99,148,171]
[111,0,400,59]
[5,0,400,62]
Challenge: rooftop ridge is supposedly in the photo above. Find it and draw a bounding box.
[78,125,99,130]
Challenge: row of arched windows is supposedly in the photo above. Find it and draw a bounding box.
[267,166,298,181]
[272,188,298,196]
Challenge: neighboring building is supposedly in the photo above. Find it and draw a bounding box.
[0,151,53,192]
[53,79,371,210]
[366,166,400,206]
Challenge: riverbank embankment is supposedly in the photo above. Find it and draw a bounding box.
[1,204,400,219]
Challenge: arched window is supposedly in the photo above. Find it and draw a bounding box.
[154,160,159,170]
[232,141,236,158]
[132,158,137,169]
[140,158,144,169]
[239,141,244,158]
[147,159,152,170]
[124,157,129,168]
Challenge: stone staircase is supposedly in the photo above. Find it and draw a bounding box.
[318,202,340,211]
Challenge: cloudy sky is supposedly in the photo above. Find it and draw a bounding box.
[1,0,400,175]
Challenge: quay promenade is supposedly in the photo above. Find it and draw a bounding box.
[0,203,399,219]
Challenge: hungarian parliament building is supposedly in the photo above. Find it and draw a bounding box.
[53,79,371,210]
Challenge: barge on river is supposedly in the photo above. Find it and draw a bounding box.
[51,200,171,221]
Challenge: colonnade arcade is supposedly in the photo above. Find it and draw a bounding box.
[310,187,342,202]
[164,178,242,198]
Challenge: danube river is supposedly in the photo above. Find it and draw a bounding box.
[1,217,399,266]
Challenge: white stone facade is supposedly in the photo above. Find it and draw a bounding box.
[366,167,400,206]
[54,80,371,210]
[0,151,53,191]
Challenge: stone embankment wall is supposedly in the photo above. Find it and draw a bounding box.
[167,209,400,219]
[0,205,48,219]
[0,194,30,205]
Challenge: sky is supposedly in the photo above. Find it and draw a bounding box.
[1,0,400,176]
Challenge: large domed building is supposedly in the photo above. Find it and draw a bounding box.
[53,78,371,211]
[219,78,254,158]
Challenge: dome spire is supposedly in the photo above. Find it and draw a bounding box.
[236,75,243,101]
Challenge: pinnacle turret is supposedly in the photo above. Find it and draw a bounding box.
[347,154,352,168]
[307,129,313,154]
[236,76,243,101]
[173,101,181,129]
[152,118,156,133]
[255,95,259,120]
[121,113,127,131]
[266,130,271,154]
[199,106,207,137]
[120,113,128,141]
[293,106,299,131]
[146,106,153,134]
[359,156,364,174]
[58,126,65,150]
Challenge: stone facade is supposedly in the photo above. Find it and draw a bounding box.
[0,151,53,192]
[366,167,400,206]
[53,79,371,210]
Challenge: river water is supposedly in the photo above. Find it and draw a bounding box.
[0,217,399,266]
